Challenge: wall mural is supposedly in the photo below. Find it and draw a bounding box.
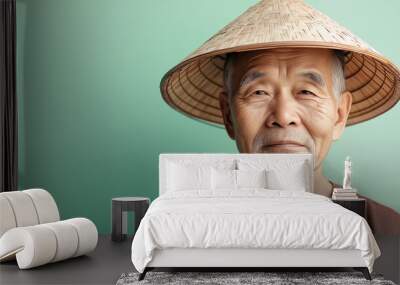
[14,0,399,281]
[159,0,400,279]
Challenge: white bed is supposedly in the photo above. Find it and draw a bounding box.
[131,154,380,280]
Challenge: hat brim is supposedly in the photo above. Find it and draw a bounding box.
[160,41,400,127]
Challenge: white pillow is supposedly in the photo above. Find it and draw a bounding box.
[266,162,308,191]
[211,168,236,190]
[236,169,267,188]
[167,162,211,191]
[211,168,268,190]
[168,159,236,170]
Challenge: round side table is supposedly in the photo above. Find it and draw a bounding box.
[111,197,150,242]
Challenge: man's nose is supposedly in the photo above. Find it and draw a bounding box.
[265,92,300,128]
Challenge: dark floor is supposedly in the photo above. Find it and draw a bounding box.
[1,234,398,285]
[0,235,133,285]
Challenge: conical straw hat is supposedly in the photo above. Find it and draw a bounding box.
[160,0,400,126]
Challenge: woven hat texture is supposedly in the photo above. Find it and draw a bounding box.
[160,0,400,126]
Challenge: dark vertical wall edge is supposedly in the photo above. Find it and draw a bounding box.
[0,0,18,192]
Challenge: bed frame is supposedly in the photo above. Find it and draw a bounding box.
[140,248,371,280]
[138,154,372,281]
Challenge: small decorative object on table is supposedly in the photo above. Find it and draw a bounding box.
[332,156,358,200]
[342,156,352,190]
[112,197,150,242]
[332,187,358,200]
[332,156,366,218]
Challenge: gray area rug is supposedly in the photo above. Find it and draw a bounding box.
[116,271,396,285]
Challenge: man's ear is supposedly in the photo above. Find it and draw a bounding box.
[219,90,235,140]
[333,91,352,140]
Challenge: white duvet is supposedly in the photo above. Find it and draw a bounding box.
[131,189,380,273]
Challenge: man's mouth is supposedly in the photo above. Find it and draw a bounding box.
[261,141,308,153]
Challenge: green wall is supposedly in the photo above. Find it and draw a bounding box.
[16,0,400,234]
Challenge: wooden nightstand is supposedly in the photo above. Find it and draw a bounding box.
[332,198,366,218]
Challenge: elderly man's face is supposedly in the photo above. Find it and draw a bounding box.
[219,48,352,169]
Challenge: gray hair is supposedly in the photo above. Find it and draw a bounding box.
[223,49,347,100]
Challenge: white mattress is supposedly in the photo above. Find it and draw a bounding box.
[131,189,380,273]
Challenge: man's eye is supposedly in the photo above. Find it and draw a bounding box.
[252,90,269,96]
[299,90,316,96]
